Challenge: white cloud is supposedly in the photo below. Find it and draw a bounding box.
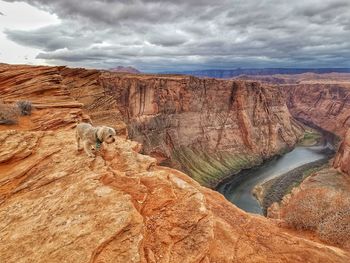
[0,0,59,65]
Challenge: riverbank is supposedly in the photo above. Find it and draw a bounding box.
[213,127,318,190]
[253,157,331,216]
[216,143,333,215]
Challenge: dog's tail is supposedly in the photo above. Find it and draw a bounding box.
[75,115,93,127]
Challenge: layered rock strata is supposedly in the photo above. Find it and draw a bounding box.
[100,75,303,186]
[0,130,349,262]
[334,128,350,174]
[283,84,350,138]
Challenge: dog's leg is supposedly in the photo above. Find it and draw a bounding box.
[76,131,83,151]
[83,141,95,158]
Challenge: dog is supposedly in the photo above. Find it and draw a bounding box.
[76,123,116,157]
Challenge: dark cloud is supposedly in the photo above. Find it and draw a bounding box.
[3,0,350,71]
[0,11,4,15]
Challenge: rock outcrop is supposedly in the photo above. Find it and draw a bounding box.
[1,129,349,262]
[0,64,89,131]
[272,167,350,250]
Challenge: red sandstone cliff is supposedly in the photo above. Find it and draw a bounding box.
[99,74,303,186]
[283,84,350,137]
[235,74,350,137]
[0,63,349,262]
[334,128,350,174]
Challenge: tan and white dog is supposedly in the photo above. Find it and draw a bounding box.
[76,123,116,157]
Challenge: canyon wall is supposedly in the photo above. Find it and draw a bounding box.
[334,128,350,175]
[0,63,349,262]
[97,74,302,187]
[283,84,350,138]
[259,80,350,249]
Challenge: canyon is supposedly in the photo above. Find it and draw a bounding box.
[0,64,303,187]
[1,63,350,262]
[238,73,350,249]
[105,74,303,187]
[236,73,350,137]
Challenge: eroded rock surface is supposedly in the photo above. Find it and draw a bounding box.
[1,130,349,262]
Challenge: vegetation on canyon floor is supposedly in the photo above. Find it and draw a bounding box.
[282,178,350,248]
[173,146,262,188]
[257,159,329,215]
[298,129,322,146]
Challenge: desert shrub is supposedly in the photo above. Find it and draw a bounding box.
[282,188,335,230]
[282,188,350,247]
[16,100,32,116]
[0,102,19,125]
[317,208,350,247]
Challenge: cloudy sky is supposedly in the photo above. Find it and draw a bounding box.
[1,0,350,72]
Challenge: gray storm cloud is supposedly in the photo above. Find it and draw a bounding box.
[3,0,350,71]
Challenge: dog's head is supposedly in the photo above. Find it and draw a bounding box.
[97,126,116,144]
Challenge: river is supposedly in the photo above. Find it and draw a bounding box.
[216,144,330,215]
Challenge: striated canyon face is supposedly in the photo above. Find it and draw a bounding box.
[0,64,302,187]
[334,128,350,175]
[99,74,302,186]
[235,73,350,137]
[0,64,349,262]
[283,83,350,138]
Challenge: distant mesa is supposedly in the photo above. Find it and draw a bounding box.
[109,66,141,74]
